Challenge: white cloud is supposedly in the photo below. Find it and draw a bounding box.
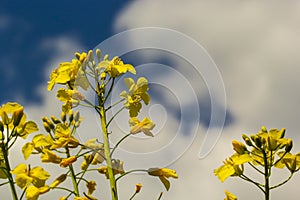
[112,1,300,199]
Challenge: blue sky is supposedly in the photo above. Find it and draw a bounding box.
[2,1,300,199]
[0,0,131,104]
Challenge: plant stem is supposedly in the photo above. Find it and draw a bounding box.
[1,142,18,200]
[66,147,79,196]
[99,104,118,200]
[262,149,269,200]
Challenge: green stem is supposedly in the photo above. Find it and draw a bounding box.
[66,147,80,196]
[110,133,131,157]
[1,143,18,200]
[99,104,118,200]
[115,169,148,182]
[262,149,270,200]
[270,172,293,190]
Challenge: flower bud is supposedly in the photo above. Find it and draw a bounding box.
[68,110,74,123]
[74,111,80,122]
[61,112,66,122]
[12,107,24,126]
[242,134,253,146]
[60,156,77,168]
[87,50,94,63]
[285,139,293,152]
[96,49,102,62]
[135,183,142,193]
[0,121,4,132]
[50,174,67,188]
[100,72,106,80]
[43,122,51,133]
[51,116,61,124]
[1,111,10,125]
[261,126,268,133]
[232,140,247,154]
[254,136,262,148]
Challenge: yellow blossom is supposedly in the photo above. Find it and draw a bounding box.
[51,123,79,149]
[0,102,38,139]
[224,190,238,200]
[214,154,252,182]
[96,56,136,78]
[11,164,50,189]
[129,117,155,136]
[148,168,178,191]
[47,53,89,91]
[41,149,63,164]
[22,134,52,160]
[120,77,150,117]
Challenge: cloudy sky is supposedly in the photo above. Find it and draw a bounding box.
[2,0,300,199]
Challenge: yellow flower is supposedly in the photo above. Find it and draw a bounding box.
[214,154,252,182]
[47,53,89,91]
[11,164,50,189]
[60,156,77,168]
[129,117,155,136]
[51,123,79,149]
[41,149,63,164]
[96,56,136,78]
[22,134,52,160]
[25,185,50,200]
[148,168,178,191]
[0,102,38,139]
[120,77,150,117]
[56,88,85,112]
[275,152,300,172]
[224,190,238,200]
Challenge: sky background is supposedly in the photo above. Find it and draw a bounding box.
[2,0,300,199]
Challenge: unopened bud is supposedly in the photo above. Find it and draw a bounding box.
[1,111,10,125]
[12,107,24,126]
[60,156,77,168]
[261,126,268,133]
[0,121,4,132]
[43,122,51,133]
[285,139,293,152]
[50,174,67,188]
[254,136,262,148]
[51,116,61,124]
[68,110,74,123]
[100,72,106,80]
[87,50,94,63]
[96,49,102,62]
[74,111,80,122]
[135,183,142,193]
[61,112,66,122]
[242,134,253,146]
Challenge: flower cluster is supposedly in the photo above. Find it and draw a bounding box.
[214,126,299,200]
[0,49,178,200]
